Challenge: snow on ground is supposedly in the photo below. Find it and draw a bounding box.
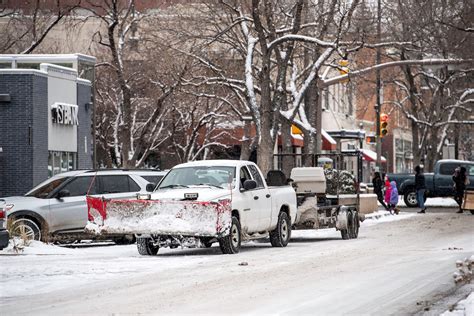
[0,210,472,315]
[441,292,474,316]
[0,211,414,300]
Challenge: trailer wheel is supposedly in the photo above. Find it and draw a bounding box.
[270,212,291,247]
[341,211,352,240]
[137,237,159,256]
[350,211,359,239]
[219,216,241,254]
[470,210,474,215]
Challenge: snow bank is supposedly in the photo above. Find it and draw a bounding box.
[362,211,416,226]
[441,292,474,316]
[397,197,458,208]
[2,239,74,255]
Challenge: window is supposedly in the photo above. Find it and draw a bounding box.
[26,177,70,198]
[141,175,164,185]
[99,175,138,194]
[248,165,265,188]
[439,163,460,175]
[61,176,96,197]
[239,166,252,188]
[48,151,77,177]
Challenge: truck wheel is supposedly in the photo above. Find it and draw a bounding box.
[270,212,291,247]
[341,211,352,240]
[137,237,159,256]
[218,216,241,254]
[470,210,474,215]
[404,191,418,207]
[350,211,359,239]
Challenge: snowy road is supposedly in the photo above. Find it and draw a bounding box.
[1,211,473,315]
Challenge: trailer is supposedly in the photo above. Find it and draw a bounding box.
[274,150,364,239]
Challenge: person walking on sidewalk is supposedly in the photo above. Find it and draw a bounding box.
[415,165,427,213]
[372,172,389,210]
[384,177,392,211]
[389,181,399,215]
[453,166,469,213]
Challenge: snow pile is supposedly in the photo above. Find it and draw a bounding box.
[453,255,474,284]
[362,210,415,226]
[441,292,474,316]
[2,240,73,255]
[397,197,458,207]
[87,198,231,237]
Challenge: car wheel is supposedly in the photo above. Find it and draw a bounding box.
[136,237,159,255]
[218,216,241,254]
[10,218,41,241]
[270,212,291,247]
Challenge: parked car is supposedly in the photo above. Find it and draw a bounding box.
[0,169,167,244]
[387,159,474,207]
[0,207,8,250]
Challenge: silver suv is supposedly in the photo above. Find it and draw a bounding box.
[1,169,166,243]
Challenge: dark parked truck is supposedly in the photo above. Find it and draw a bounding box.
[388,159,474,207]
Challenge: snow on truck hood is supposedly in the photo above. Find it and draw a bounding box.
[150,187,231,202]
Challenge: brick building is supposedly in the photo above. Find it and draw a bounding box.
[0,54,95,196]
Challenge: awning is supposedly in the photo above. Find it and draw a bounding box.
[360,148,386,163]
[322,129,337,151]
[278,129,337,150]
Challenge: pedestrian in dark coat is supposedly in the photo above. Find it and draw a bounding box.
[415,165,427,213]
[372,172,388,210]
[453,166,468,213]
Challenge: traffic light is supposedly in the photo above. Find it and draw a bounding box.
[380,113,389,137]
[338,59,349,76]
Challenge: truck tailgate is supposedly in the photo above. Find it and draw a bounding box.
[86,196,231,237]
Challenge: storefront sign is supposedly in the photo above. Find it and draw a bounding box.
[51,102,79,125]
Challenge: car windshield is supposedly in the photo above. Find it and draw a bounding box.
[157,166,235,190]
[25,177,70,199]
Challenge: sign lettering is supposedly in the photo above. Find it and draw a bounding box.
[51,103,79,126]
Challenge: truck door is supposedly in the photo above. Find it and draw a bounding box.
[436,162,460,196]
[247,165,272,231]
[237,166,259,232]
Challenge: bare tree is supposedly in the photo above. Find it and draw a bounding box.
[0,0,80,54]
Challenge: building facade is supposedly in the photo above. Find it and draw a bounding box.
[0,54,95,196]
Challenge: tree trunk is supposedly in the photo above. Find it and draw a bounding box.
[281,119,294,177]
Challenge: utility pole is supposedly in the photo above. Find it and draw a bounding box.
[375,0,382,171]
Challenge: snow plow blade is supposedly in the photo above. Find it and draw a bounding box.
[86,196,232,237]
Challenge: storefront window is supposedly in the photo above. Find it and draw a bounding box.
[48,151,77,177]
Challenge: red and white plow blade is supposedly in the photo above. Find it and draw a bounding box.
[86,196,232,237]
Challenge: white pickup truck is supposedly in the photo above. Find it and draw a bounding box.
[87,160,297,255]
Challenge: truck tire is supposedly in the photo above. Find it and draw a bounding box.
[350,211,359,239]
[404,190,427,207]
[270,212,291,247]
[218,216,241,254]
[137,237,159,256]
[341,211,352,240]
[470,210,474,215]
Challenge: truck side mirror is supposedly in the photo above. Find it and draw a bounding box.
[56,189,70,199]
[146,183,156,192]
[242,179,257,191]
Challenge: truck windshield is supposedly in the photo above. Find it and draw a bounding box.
[158,166,236,190]
[25,177,70,199]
